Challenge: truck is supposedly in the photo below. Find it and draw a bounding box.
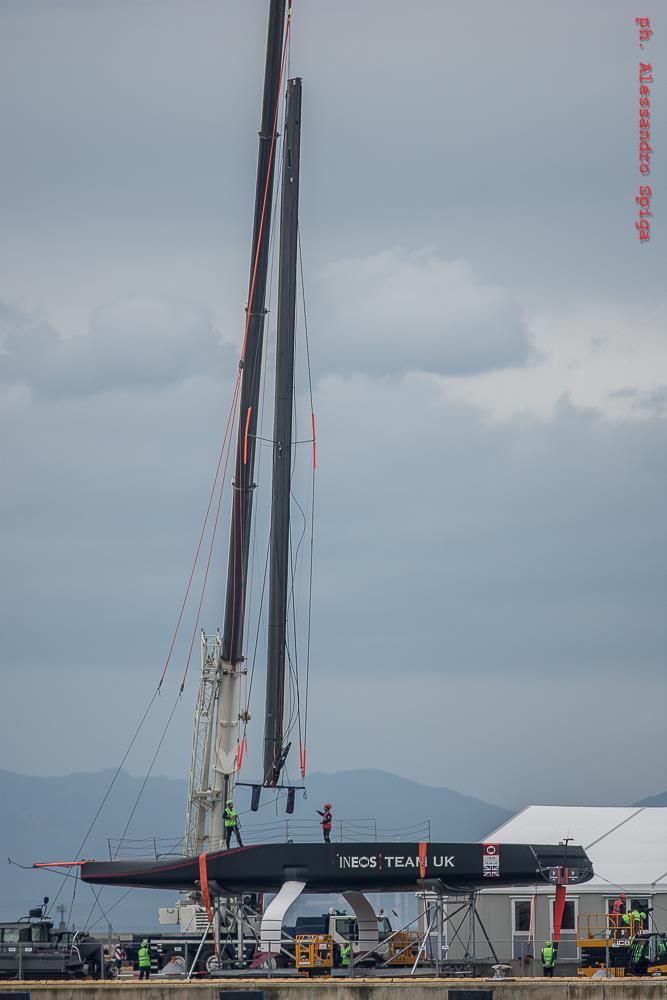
[283,910,393,967]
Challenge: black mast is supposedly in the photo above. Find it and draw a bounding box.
[263,78,302,787]
[222,0,286,667]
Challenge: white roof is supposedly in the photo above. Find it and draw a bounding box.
[485,806,667,892]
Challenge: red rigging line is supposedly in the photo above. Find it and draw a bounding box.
[198,853,214,926]
[243,406,252,465]
[161,368,243,690]
[178,374,242,691]
[552,866,570,948]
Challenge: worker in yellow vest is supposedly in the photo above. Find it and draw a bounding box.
[138,939,151,980]
[541,940,555,977]
[224,800,243,848]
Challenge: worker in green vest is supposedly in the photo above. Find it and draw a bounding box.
[622,907,648,932]
[341,941,351,969]
[138,939,151,980]
[541,940,555,977]
[224,799,243,848]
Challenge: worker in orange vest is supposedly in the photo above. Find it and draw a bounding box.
[317,803,333,843]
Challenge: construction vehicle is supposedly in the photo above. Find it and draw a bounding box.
[577,912,665,977]
[295,934,333,976]
[284,909,393,967]
[647,935,667,975]
[385,931,420,966]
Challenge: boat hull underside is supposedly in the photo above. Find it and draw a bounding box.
[80,842,593,894]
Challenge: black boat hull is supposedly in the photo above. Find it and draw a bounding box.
[80,841,593,894]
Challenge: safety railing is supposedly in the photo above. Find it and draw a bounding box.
[577,913,641,944]
[107,818,432,859]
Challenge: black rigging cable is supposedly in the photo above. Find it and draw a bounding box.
[114,691,183,856]
[82,882,114,933]
[45,369,243,920]
[87,888,135,932]
[46,684,161,917]
[65,867,79,932]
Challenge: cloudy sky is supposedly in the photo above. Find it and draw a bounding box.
[1,0,666,813]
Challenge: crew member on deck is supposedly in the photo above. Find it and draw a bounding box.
[317,802,333,843]
[224,799,243,848]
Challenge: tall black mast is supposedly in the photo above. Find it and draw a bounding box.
[263,78,302,787]
[222,0,286,667]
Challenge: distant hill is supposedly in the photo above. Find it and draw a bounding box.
[0,767,510,929]
[634,791,667,807]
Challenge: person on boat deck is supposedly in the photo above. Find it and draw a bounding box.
[341,941,351,969]
[138,939,151,980]
[317,803,333,843]
[224,799,243,848]
[541,940,555,977]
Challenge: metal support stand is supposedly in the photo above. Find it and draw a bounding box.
[187,915,213,980]
[411,905,438,975]
[436,894,444,975]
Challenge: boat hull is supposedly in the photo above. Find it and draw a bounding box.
[80,841,593,894]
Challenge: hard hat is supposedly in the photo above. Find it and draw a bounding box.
[227,799,234,805]
[324,803,332,809]
[141,939,148,946]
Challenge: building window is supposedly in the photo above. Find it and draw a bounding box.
[550,897,578,959]
[511,898,534,960]
[606,897,651,919]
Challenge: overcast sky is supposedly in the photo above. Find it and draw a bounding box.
[1,0,666,813]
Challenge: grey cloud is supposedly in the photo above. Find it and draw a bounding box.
[309,375,667,685]
[0,296,231,397]
[611,385,667,417]
[315,250,533,376]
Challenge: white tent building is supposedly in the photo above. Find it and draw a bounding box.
[444,806,667,974]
